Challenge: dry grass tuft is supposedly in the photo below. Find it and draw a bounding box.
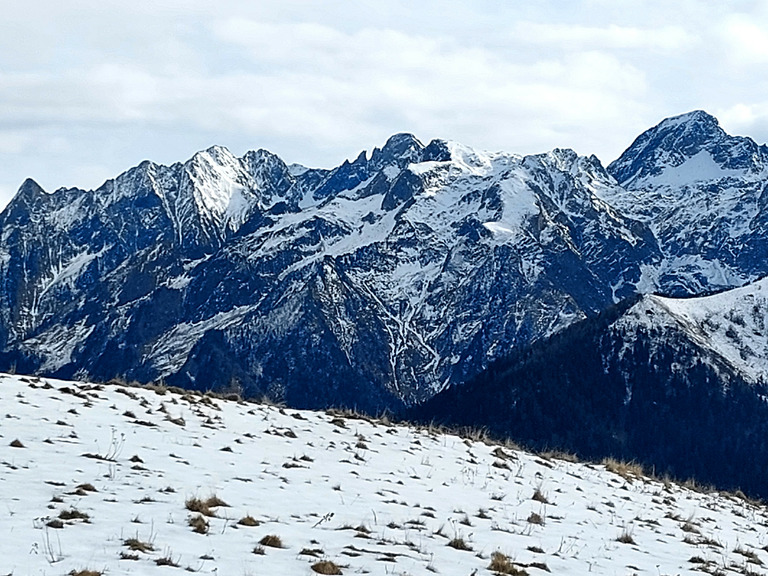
[447,537,472,551]
[68,570,103,576]
[185,494,228,517]
[488,551,528,575]
[300,548,325,557]
[259,534,284,548]
[155,555,179,567]
[203,494,229,507]
[188,514,209,534]
[124,537,154,553]
[527,512,544,526]
[681,522,700,534]
[617,528,636,545]
[603,457,644,480]
[734,546,763,565]
[311,560,344,574]
[238,515,260,527]
[531,488,549,504]
[59,509,90,521]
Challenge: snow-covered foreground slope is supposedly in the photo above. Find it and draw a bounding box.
[2,375,768,576]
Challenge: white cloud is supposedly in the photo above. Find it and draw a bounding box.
[512,22,695,52]
[721,14,768,65]
[1,1,768,209]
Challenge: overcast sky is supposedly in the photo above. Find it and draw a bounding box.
[2,1,768,207]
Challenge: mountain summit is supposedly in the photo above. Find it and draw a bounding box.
[600,112,768,295]
[608,110,730,185]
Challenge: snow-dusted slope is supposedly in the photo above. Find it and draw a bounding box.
[618,276,768,383]
[3,374,768,576]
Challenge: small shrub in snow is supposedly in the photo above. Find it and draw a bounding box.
[603,457,644,480]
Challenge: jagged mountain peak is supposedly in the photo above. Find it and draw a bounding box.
[606,109,766,186]
[189,144,237,164]
[381,132,423,156]
[368,132,425,168]
[18,177,46,195]
[656,109,722,132]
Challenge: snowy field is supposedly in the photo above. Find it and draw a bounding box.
[1,373,767,576]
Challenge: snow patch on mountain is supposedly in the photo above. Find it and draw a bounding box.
[619,276,768,383]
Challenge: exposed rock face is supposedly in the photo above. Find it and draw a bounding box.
[2,111,768,412]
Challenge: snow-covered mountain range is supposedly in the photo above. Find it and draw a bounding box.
[2,110,768,413]
[4,373,768,576]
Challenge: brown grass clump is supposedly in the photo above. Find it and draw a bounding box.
[238,515,260,527]
[68,570,103,576]
[311,560,343,574]
[488,552,528,575]
[59,509,90,521]
[259,534,284,548]
[603,457,644,480]
[155,555,179,567]
[185,494,228,517]
[447,537,472,551]
[527,512,544,526]
[617,528,636,545]
[531,488,549,504]
[188,514,210,534]
[203,494,229,507]
[124,537,154,553]
[300,548,325,557]
[185,497,208,514]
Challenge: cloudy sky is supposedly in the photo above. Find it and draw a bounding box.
[2,1,768,207]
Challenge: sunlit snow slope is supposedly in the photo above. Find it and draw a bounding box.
[3,374,768,576]
[621,275,768,383]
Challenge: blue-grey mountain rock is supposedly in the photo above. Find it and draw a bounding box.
[1,111,767,412]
